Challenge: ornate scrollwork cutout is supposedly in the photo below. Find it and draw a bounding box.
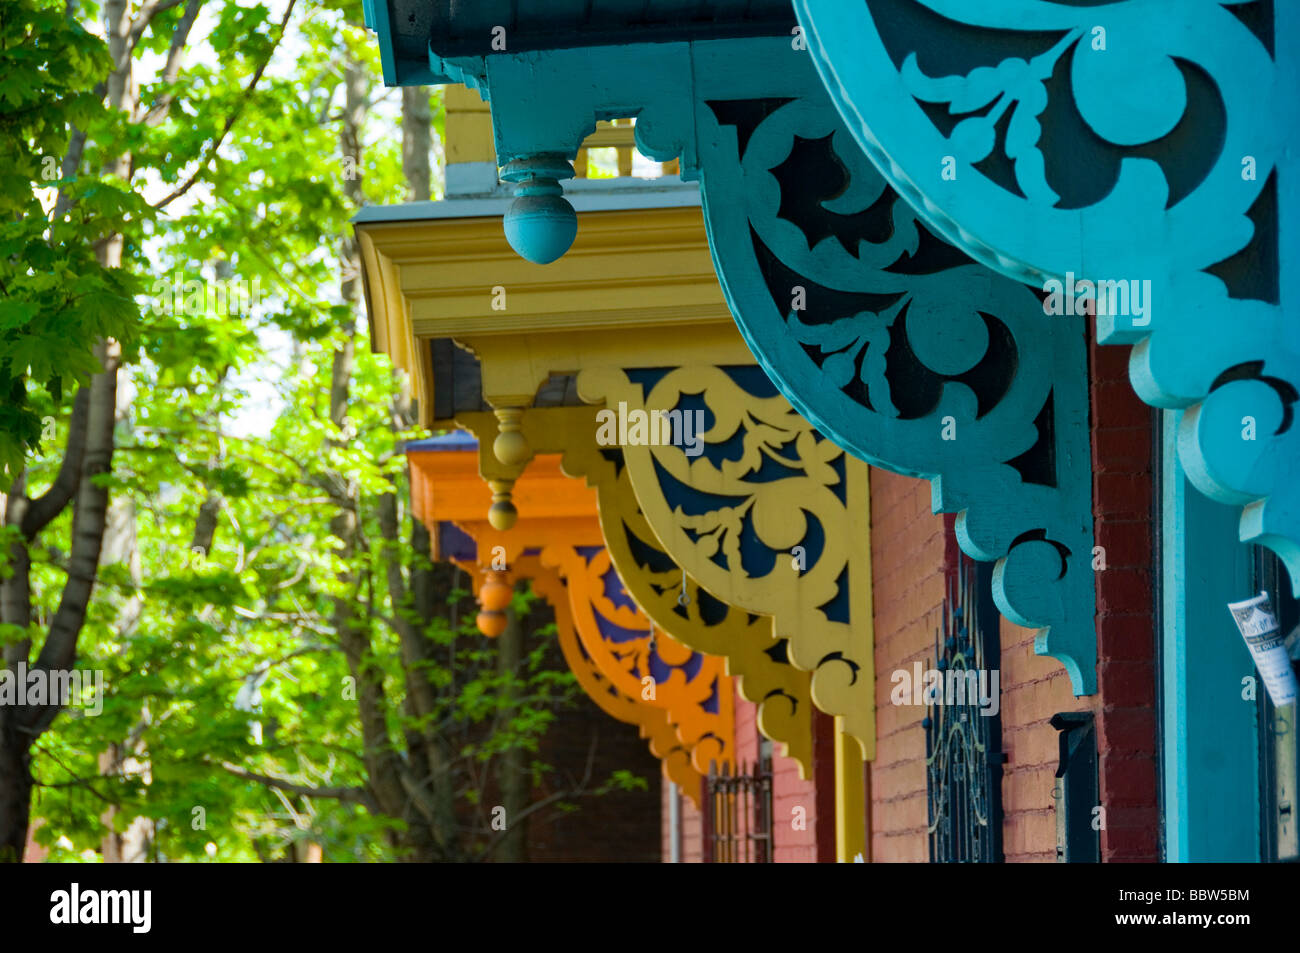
[411,442,723,793]
[389,30,1101,690]
[576,364,878,754]
[523,560,704,800]
[538,543,736,774]
[796,0,1299,583]
[454,407,813,774]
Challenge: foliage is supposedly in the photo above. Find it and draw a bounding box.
[3,0,633,863]
[0,0,145,482]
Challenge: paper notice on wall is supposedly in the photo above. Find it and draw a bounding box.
[1227,592,1299,707]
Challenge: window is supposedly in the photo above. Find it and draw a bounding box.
[705,758,774,863]
[926,553,1005,862]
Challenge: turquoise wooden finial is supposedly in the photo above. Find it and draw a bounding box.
[500,155,577,265]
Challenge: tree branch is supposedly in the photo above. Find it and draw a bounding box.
[141,0,205,126]
[22,387,90,539]
[218,762,375,810]
[128,0,189,52]
[189,494,221,554]
[24,342,121,738]
[151,0,298,210]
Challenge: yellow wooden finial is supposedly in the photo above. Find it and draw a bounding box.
[487,478,517,530]
[492,406,530,466]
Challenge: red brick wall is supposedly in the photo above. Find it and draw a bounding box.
[868,468,945,862]
[661,772,705,862]
[734,689,760,766]
[1084,338,1159,862]
[1000,334,1159,863]
[865,328,1159,864]
[1000,614,1076,861]
[722,691,822,862]
[772,712,820,863]
[865,473,1081,863]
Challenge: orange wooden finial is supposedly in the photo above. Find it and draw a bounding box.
[476,570,513,635]
[479,573,513,612]
[476,610,507,637]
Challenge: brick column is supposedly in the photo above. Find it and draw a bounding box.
[1087,339,1160,862]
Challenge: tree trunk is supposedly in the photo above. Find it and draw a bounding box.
[0,0,130,862]
[496,599,526,862]
[0,709,33,862]
[413,532,460,841]
[401,87,432,202]
[328,51,419,853]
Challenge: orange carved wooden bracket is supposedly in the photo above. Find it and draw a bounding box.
[408,440,734,796]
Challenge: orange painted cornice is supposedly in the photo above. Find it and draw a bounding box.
[409,448,596,527]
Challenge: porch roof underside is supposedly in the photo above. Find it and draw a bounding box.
[368,0,796,83]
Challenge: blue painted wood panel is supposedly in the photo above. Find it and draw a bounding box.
[1162,410,1259,861]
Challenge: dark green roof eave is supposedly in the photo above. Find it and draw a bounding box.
[367,0,795,86]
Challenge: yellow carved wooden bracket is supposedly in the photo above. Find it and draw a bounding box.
[576,366,876,758]
[565,442,817,777]
[364,192,872,849]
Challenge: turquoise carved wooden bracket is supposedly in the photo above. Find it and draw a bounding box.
[636,85,1096,695]
[795,0,1300,587]
[360,29,1097,693]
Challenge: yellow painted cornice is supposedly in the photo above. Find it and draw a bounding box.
[445,84,494,165]
[357,204,737,421]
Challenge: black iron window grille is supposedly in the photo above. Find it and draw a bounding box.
[925,554,1005,862]
[705,758,774,863]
